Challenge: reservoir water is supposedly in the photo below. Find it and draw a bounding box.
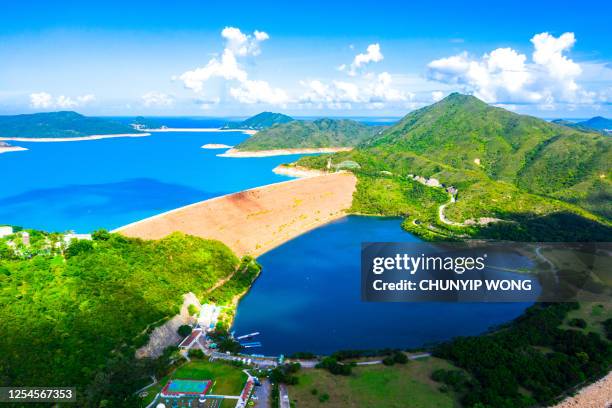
[1,123,536,354]
[232,216,536,355]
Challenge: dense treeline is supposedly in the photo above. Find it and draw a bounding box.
[433,303,612,407]
[0,231,242,406]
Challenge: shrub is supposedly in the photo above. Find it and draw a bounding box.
[568,318,587,329]
[177,325,192,337]
[188,349,204,359]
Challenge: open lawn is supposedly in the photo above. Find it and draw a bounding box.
[561,301,612,339]
[141,358,248,405]
[288,357,460,408]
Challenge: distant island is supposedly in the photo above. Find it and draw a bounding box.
[297,93,611,242]
[0,111,146,140]
[552,116,612,135]
[131,115,166,130]
[230,118,385,155]
[222,111,294,130]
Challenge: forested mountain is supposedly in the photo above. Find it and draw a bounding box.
[236,118,384,151]
[0,111,142,138]
[224,111,294,130]
[298,93,611,240]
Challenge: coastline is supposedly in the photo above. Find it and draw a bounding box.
[115,172,357,258]
[0,146,28,154]
[218,146,353,158]
[202,143,234,149]
[0,133,150,142]
[147,128,257,135]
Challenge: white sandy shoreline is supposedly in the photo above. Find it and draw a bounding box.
[218,147,352,158]
[0,133,150,142]
[202,143,234,149]
[0,146,28,154]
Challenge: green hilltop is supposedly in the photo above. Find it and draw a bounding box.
[224,111,294,130]
[298,93,611,241]
[0,111,142,138]
[236,117,385,151]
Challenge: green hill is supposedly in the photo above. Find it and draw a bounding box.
[224,111,294,130]
[298,93,611,241]
[0,111,142,138]
[0,230,261,406]
[236,118,384,151]
[575,116,612,133]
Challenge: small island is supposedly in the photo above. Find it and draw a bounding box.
[222,111,294,130]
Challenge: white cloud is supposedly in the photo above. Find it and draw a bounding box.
[431,91,445,102]
[299,72,408,109]
[30,92,95,109]
[426,32,597,108]
[30,92,53,108]
[221,27,269,57]
[142,91,174,107]
[177,27,285,105]
[230,80,288,105]
[341,43,384,76]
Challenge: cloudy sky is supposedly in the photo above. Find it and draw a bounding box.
[1,0,611,118]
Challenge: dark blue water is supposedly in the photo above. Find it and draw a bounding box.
[232,216,535,355]
[0,123,300,232]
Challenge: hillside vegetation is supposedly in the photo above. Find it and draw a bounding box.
[0,111,142,138]
[298,93,611,241]
[236,118,384,151]
[224,111,294,130]
[0,230,260,406]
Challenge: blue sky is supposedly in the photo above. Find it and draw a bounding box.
[1,0,611,117]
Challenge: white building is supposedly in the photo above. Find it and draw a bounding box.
[0,226,13,238]
[63,233,92,245]
[198,304,221,330]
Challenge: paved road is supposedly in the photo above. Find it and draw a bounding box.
[279,384,290,408]
[254,378,271,408]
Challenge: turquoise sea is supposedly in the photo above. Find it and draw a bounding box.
[0,119,296,232]
[0,120,536,354]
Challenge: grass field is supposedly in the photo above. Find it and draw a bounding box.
[288,357,460,408]
[561,302,612,339]
[141,358,248,405]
